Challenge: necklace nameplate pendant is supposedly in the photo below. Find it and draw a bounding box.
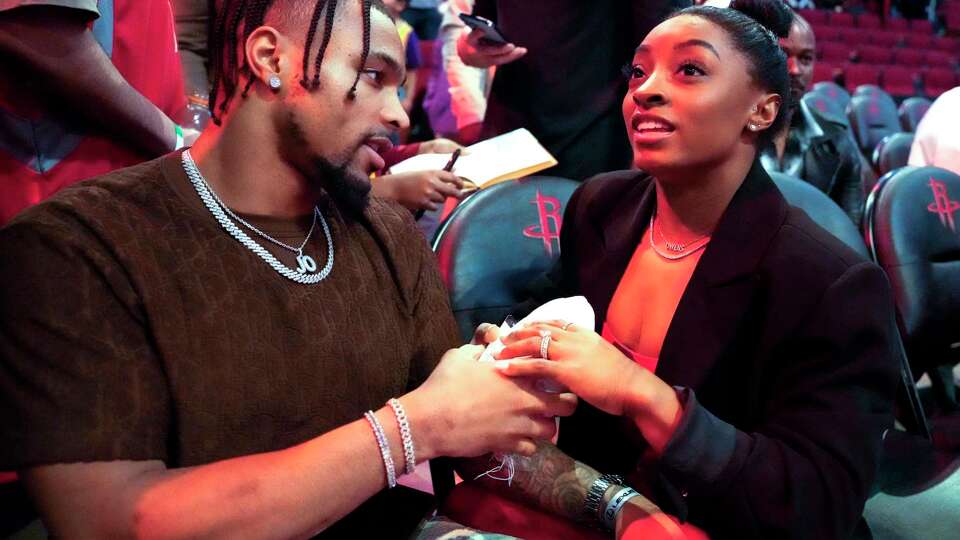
[296,254,318,274]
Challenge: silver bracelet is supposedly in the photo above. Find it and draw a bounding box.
[387,398,416,475]
[602,486,640,530]
[364,411,397,488]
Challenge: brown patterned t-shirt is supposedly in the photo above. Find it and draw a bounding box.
[0,152,461,530]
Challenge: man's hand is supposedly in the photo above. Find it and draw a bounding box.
[457,28,527,68]
[373,170,466,211]
[404,345,578,459]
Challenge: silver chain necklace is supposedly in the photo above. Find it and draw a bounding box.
[649,214,710,260]
[181,150,334,284]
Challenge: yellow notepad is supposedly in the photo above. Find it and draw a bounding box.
[388,128,558,188]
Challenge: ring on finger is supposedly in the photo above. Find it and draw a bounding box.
[561,321,574,332]
[539,329,552,360]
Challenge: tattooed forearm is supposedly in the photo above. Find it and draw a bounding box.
[455,442,601,521]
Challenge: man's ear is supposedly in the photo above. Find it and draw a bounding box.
[244,26,287,93]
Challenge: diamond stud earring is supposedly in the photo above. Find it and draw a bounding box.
[268,74,282,90]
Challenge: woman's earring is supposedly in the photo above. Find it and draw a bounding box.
[268,74,282,91]
[748,123,758,131]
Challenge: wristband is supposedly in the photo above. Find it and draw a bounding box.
[602,486,640,530]
[175,124,185,150]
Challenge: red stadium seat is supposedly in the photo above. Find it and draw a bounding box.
[821,42,850,62]
[799,9,827,26]
[933,36,959,52]
[909,19,933,33]
[858,46,893,65]
[893,48,925,68]
[814,25,843,42]
[845,64,882,89]
[858,13,882,28]
[883,66,919,98]
[832,12,855,27]
[812,61,841,84]
[869,31,903,48]
[884,17,909,31]
[840,27,872,43]
[924,50,958,68]
[923,68,959,97]
[905,34,934,49]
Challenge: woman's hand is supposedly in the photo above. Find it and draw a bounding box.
[372,170,466,211]
[494,321,643,416]
[417,137,465,155]
[494,321,683,453]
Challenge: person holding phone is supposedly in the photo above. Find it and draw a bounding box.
[456,0,690,181]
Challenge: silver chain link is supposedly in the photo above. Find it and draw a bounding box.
[181,150,334,284]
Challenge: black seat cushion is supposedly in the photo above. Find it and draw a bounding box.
[864,166,960,370]
[873,132,915,177]
[898,97,932,132]
[768,171,870,258]
[432,176,579,341]
[847,93,902,156]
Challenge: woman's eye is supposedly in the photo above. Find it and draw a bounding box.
[678,62,706,77]
[622,64,646,81]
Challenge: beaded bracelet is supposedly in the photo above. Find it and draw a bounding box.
[364,411,397,488]
[387,398,416,475]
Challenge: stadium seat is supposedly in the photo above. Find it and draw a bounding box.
[905,34,934,50]
[898,96,932,132]
[893,48,925,68]
[432,176,579,341]
[864,166,960,413]
[883,66,919,98]
[858,13,882,28]
[885,17,910,31]
[923,68,959,97]
[847,92,901,156]
[932,36,959,53]
[802,92,848,125]
[845,64,882,90]
[821,41,850,62]
[872,132,915,176]
[924,49,957,68]
[853,84,889,100]
[812,61,841,84]
[909,18,933,33]
[799,8,827,26]
[812,80,851,107]
[768,172,866,255]
[840,27,872,44]
[858,46,893,65]
[814,25,843,42]
[870,31,904,48]
[831,11,855,27]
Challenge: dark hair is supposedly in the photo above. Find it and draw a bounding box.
[208,0,391,125]
[668,0,794,142]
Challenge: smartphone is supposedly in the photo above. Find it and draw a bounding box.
[458,13,510,46]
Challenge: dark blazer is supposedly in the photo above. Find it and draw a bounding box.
[529,160,899,539]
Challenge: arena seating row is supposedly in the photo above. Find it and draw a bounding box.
[798,8,960,99]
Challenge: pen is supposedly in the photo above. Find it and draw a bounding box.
[443,148,462,172]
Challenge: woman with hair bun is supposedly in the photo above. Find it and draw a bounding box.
[453,0,899,538]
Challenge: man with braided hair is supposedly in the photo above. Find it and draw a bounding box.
[0,0,577,537]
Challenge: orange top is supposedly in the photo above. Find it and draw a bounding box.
[602,224,707,371]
